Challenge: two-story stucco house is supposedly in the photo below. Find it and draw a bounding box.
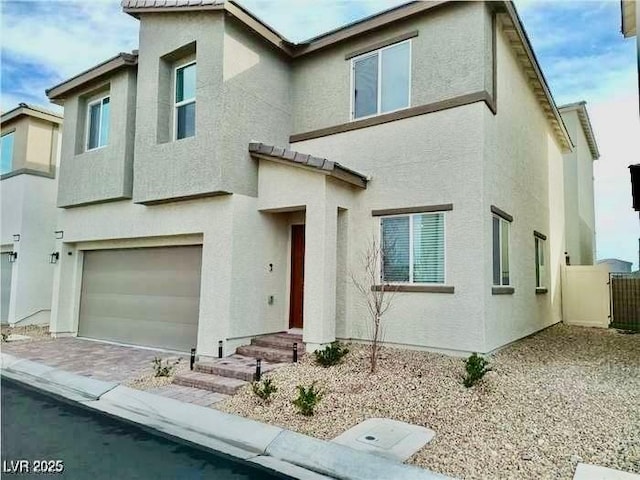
[47,0,583,359]
[1,103,63,326]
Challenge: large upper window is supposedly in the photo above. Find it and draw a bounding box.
[175,61,196,140]
[1,131,14,175]
[492,215,510,286]
[86,96,110,150]
[381,212,445,284]
[352,40,411,120]
[535,235,546,288]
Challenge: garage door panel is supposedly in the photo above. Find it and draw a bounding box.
[78,315,198,352]
[79,293,200,325]
[78,246,202,352]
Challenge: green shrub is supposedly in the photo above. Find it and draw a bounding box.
[463,353,492,388]
[292,382,324,416]
[314,341,349,367]
[152,357,180,377]
[1,332,9,343]
[252,377,277,402]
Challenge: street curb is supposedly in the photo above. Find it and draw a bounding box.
[0,353,451,480]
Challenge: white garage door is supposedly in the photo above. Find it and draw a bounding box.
[78,246,202,352]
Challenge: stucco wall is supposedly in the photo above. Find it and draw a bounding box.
[292,103,487,354]
[24,117,58,172]
[481,22,566,352]
[0,174,58,325]
[57,68,136,207]
[291,1,489,134]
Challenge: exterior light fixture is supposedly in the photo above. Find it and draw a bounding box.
[8,252,17,263]
[293,342,298,363]
[12,234,20,242]
[190,348,196,371]
[54,230,64,239]
[218,340,223,358]
[49,252,60,264]
[255,358,262,381]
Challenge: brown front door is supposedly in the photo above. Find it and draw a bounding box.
[289,224,305,329]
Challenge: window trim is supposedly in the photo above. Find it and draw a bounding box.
[378,210,446,286]
[173,60,196,141]
[350,39,412,121]
[535,234,546,289]
[85,94,110,152]
[492,214,511,287]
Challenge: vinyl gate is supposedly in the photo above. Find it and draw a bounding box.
[609,273,640,331]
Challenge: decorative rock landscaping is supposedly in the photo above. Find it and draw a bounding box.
[217,325,640,479]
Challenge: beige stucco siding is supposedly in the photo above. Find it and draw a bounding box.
[292,103,487,353]
[292,2,490,134]
[482,22,565,351]
[57,68,136,207]
[24,117,58,171]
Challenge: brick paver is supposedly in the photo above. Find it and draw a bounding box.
[1,337,226,408]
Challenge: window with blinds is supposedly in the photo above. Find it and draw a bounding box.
[381,212,445,284]
[492,215,510,286]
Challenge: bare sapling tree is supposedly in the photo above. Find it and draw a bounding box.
[350,238,398,373]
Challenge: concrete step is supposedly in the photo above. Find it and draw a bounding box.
[236,344,295,363]
[195,354,284,382]
[251,334,306,352]
[172,371,248,395]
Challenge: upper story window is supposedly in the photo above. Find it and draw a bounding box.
[352,40,411,120]
[381,212,445,284]
[1,131,14,175]
[86,96,110,151]
[492,215,511,286]
[175,61,196,140]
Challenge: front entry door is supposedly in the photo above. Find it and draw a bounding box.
[289,225,305,329]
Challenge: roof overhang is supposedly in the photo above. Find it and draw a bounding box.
[46,52,138,104]
[558,102,600,160]
[621,0,637,37]
[1,103,63,126]
[249,142,368,189]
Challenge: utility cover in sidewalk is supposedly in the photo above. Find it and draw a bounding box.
[332,418,435,461]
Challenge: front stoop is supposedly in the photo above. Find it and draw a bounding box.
[172,333,305,395]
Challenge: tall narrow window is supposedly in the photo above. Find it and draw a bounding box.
[352,40,410,120]
[86,96,110,150]
[381,212,445,284]
[175,62,196,140]
[492,215,510,286]
[1,132,14,174]
[535,236,546,288]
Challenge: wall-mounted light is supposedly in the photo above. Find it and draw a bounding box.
[12,234,20,242]
[54,230,64,239]
[8,251,17,263]
[49,252,60,264]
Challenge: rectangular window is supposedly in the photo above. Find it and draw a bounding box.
[352,40,410,120]
[175,62,196,140]
[492,215,510,286]
[86,96,110,150]
[381,212,445,284]
[535,236,545,288]
[1,132,14,174]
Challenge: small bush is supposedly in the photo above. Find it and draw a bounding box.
[1,332,9,343]
[252,377,277,402]
[292,382,324,416]
[152,357,180,377]
[314,341,349,367]
[463,353,492,388]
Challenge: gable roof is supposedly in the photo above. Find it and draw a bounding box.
[249,142,368,189]
[47,52,138,103]
[558,102,600,160]
[1,102,63,125]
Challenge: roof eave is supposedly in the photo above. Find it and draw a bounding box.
[1,104,63,126]
[558,102,600,160]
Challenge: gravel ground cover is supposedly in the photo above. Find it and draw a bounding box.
[125,356,188,390]
[1,324,50,342]
[218,325,640,479]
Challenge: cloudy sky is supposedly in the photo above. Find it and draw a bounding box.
[1,0,638,267]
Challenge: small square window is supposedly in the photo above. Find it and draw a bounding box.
[175,62,196,140]
[86,96,110,151]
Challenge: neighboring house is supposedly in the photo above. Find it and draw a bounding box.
[558,102,600,265]
[620,0,638,111]
[597,258,633,273]
[47,0,581,357]
[0,103,63,326]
